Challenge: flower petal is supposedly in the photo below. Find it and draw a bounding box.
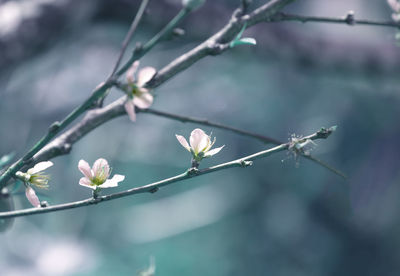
[27,161,53,175]
[126,61,140,83]
[99,174,124,188]
[92,158,110,178]
[137,67,156,87]
[124,100,136,122]
[204,145,225,157]
[388,0,400,12]
[25,186,40,207]
[133,92,153,109]
[189,128,209,154]
[78,160,93,179]
[79,177,96,190]
[175,135,191,151]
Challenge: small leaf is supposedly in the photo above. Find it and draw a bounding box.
[0,152,15,169]
[230,37,257,48]
[230,23,256,48]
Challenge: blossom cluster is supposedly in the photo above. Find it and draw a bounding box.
[14,128,223,207]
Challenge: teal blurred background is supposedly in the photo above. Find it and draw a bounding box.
[1,0,400,275]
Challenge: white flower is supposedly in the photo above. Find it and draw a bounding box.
[16,161,53,189]
[388,0,400,21]
[124,61,156,122]
[15,161,53,207]
[176,128,224,162]
[78,158,125,190]
[388,0,400,12]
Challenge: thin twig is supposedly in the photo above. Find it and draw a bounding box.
[0,127,335,219]
[109,0,150,78]
[270,12,400,28]
[142,109,281,144]
[116,8,190,77]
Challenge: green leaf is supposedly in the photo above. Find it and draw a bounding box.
[231,37,257,47]
[229,23,257,48]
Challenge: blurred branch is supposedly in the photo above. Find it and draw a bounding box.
[109,0,150,78]
[0,127,336,219]
[270,12,400,28]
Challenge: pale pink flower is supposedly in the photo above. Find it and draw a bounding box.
[124,61,156,122]
[388,0,400,21]
[25,186,40,208]
[176,128,224,162]
[78,158,125,190]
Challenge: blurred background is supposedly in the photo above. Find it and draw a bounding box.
[0,0,400,275]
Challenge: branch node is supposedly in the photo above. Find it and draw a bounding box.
[149,187,159,193]
[49,121,61,133]
[240,160,253,167]
[134,42,143,53]
[62,143,72,154]
[316,125,337,139]
[40,201,49,208]
[344,10,355,25]
[187,167,199,176]
[208,43,228,55]
[240,0,252,16]
[172,28,185,37]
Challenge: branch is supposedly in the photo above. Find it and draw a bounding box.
[115,6,193,77]
[0,82,113,188]
[142,109,281,145]
[109,0,150,78]
[270,12,400,28]
[31,105,345,179]
[147,0,297,88]
[0,0,297,186]
[31,102,277,164]
[0,127,335,219]
[28,0,297,163]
